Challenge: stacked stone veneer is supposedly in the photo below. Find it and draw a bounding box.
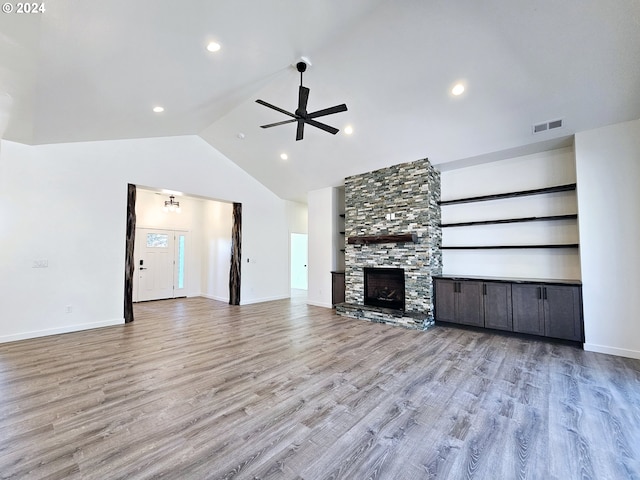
[337,158,442,330]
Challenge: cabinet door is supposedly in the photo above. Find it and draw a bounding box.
[434,279,457,323]
[512,284,545,336]
[483,282,513,331]
[457,281,484,327]
[331,272,345,306]
[544,285,583,341]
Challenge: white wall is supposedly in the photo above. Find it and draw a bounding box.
[307,186,338,308]
[286,201,308,234]
[200,200,233,302]
[0,135,290,343]
[440,147,581,279]
[575,118,640,359]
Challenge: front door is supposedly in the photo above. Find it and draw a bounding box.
[135,228,187,302]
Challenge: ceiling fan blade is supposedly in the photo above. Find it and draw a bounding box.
[260,119,297,129]
[307,103,348,119]
[296,120,304,141]
[305,118,339,135]
[298,86,309,113]
[256,99,296,118]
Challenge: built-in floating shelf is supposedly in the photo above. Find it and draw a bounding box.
[441,244,579,250]
[348,233,418,245]
[439,183,577,206]
[440,214,578,228]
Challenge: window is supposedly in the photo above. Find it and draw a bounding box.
[177,235,185,289]
[146,233,169,248]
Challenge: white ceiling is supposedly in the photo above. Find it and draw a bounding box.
[2,0,639,202]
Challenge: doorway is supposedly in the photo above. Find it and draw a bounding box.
[134,228,187,302]
[290,233,308,291]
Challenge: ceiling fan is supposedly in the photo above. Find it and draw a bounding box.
[256,60,347,141]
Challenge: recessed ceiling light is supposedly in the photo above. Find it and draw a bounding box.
[206,42,221,52]
[451,84,465,96]
[344,125,354,135]
[153,106,164,113]
[280,153,288,160]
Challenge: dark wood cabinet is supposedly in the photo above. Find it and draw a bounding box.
[512,284,545,336]
[433,279,483,327]
[433,278,456,322]
[544,285,583,341]
[512,284,583,341]
[457,281,484,327]
[483,282,513,331]
[331,271,345,307]
[434,276,583,343]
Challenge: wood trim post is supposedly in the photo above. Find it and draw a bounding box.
[229,202,242,305]
[124,184,136,323]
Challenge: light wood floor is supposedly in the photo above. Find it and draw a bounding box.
[1,296,639,479]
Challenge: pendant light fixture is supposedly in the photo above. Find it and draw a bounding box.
[163,195,181,213]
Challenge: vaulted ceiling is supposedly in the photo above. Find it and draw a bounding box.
[1,0,639,201]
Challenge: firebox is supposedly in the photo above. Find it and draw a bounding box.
[364,267,405,311]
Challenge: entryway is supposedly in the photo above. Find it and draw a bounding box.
[134,228,187,302]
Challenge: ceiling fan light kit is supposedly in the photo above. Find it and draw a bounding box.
[256,60,347,141]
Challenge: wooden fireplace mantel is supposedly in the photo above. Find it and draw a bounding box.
[347,233,418,245]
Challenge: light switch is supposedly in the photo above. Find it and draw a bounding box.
[32,260,48,268]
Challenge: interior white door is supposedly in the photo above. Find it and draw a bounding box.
[136,229,177,301]
[290,233,308,290]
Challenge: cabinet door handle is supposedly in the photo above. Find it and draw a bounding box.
[537,287,542,299]
[543,287,547,300]
[483,284,487,295]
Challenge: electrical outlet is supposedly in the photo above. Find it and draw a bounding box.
[32,259,48,268]
[65,305,72,314]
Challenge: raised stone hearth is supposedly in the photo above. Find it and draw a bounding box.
[337,158,442,330]
[336,302,431,330]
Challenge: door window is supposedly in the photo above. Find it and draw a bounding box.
[177,235,185,289]
[147,233,169,248]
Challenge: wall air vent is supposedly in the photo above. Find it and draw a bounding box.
[533,118,563,134]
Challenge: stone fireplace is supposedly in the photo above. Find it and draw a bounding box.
[364,267,405,310]
[336,158,441,330]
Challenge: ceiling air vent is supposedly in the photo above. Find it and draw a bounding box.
[533,118,563,134]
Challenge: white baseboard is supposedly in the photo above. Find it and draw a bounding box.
[583,343,640,360]
[198,293,229,302]
[240,294,290,305]
[306,300,334,309]
[0,318,124,344]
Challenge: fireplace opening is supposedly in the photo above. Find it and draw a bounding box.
[364,267,405,311]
